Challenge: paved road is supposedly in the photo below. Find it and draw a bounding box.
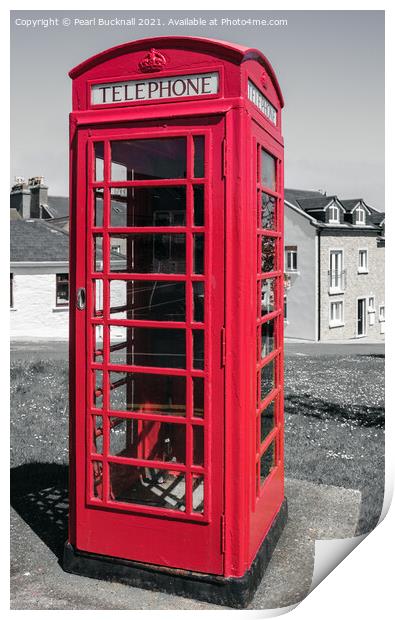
[285,341,384,356]
[10,339,384,361]
[11,340,69,361]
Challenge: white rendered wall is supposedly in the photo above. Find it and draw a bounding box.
[10,268,126,341]
[10,272,69,339]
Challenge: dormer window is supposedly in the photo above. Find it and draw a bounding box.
[328,204,339,223]
[355,205,365,225]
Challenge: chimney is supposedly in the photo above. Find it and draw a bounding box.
[28,176,48,218]
[10,177,31,218]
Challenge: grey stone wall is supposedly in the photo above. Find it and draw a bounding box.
[319,230,385,341]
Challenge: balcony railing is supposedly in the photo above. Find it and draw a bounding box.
[328,269,346,293]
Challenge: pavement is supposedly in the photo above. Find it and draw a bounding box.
[285,340,384,357]
[10,338,385,361]
[10,339,69,361]
[10,478,361,610]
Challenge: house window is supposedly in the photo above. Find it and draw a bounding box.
[329,250,344,292]
[355,205,366,225]
[329,300,344,327]
[10,273,13,308]
[358,249,368,273]
[379,305,385,322]
[285,246,297,271]
[328,204,339,223]
[111,244,121,254]
[56,273,69,307]
[367,296,376,326]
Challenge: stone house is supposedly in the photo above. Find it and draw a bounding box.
[284,189,385,341]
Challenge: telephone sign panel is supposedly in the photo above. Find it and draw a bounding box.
[91,72,219,105]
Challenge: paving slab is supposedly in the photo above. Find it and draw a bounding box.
[10,478,361,610]
[251,478,361,609]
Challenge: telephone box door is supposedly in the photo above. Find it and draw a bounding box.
[72,116,225,574]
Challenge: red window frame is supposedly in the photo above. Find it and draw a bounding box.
[254,140,284,500]
[87,129,213,520]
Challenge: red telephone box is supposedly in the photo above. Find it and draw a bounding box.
[64,36,286,608]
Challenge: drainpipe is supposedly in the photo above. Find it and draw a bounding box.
[317,229,321,342]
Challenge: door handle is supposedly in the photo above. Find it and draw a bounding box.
[76,287,86,310]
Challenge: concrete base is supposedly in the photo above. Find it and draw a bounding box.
[10,479,362,609]
[63,500,288,609]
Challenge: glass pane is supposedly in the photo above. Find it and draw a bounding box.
[109,464,186,510]
[109,417,186,464]
[93,279,103,316]
[192,475,204,513]
[193,234,204,274]
[193,185,204,226]
[260,400,275,443]
[193,377,204,418]
[261,237,276,273]
[260,278,276,316]
[109,233,186,274]
[193,426,204,465]
[193,136,205,178]
[94,325,103,360]
[92,461,103,499]
[108,327,185,368]
[92,415,103,454]
[94,142,104,181]
[260,358,275,402]
[110,186,186,228]
[261,192,276,230]
[193,330,204,370]
[260,441,276,485]
[109,371,186,416]
[109,280,185,321]
[94,189,104,227]
[108,281,127,320]
[261,149,276,190]
[93,370,103,409]
[193,282,204,322]
[261,319,275,358]
[111,138,187,181]
[94,235,103,272]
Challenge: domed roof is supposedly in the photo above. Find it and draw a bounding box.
[69,36,283,107]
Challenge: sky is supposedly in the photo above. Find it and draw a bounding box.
[10,10,385,209]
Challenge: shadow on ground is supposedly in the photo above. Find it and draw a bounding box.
[285,394,384,428]
[10,463,68,561]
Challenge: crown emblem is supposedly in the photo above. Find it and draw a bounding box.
[139,48,167,73]
[261,70,269,89]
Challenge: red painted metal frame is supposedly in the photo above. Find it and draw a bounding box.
[68,36,284,580]
[248,123,285,563]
